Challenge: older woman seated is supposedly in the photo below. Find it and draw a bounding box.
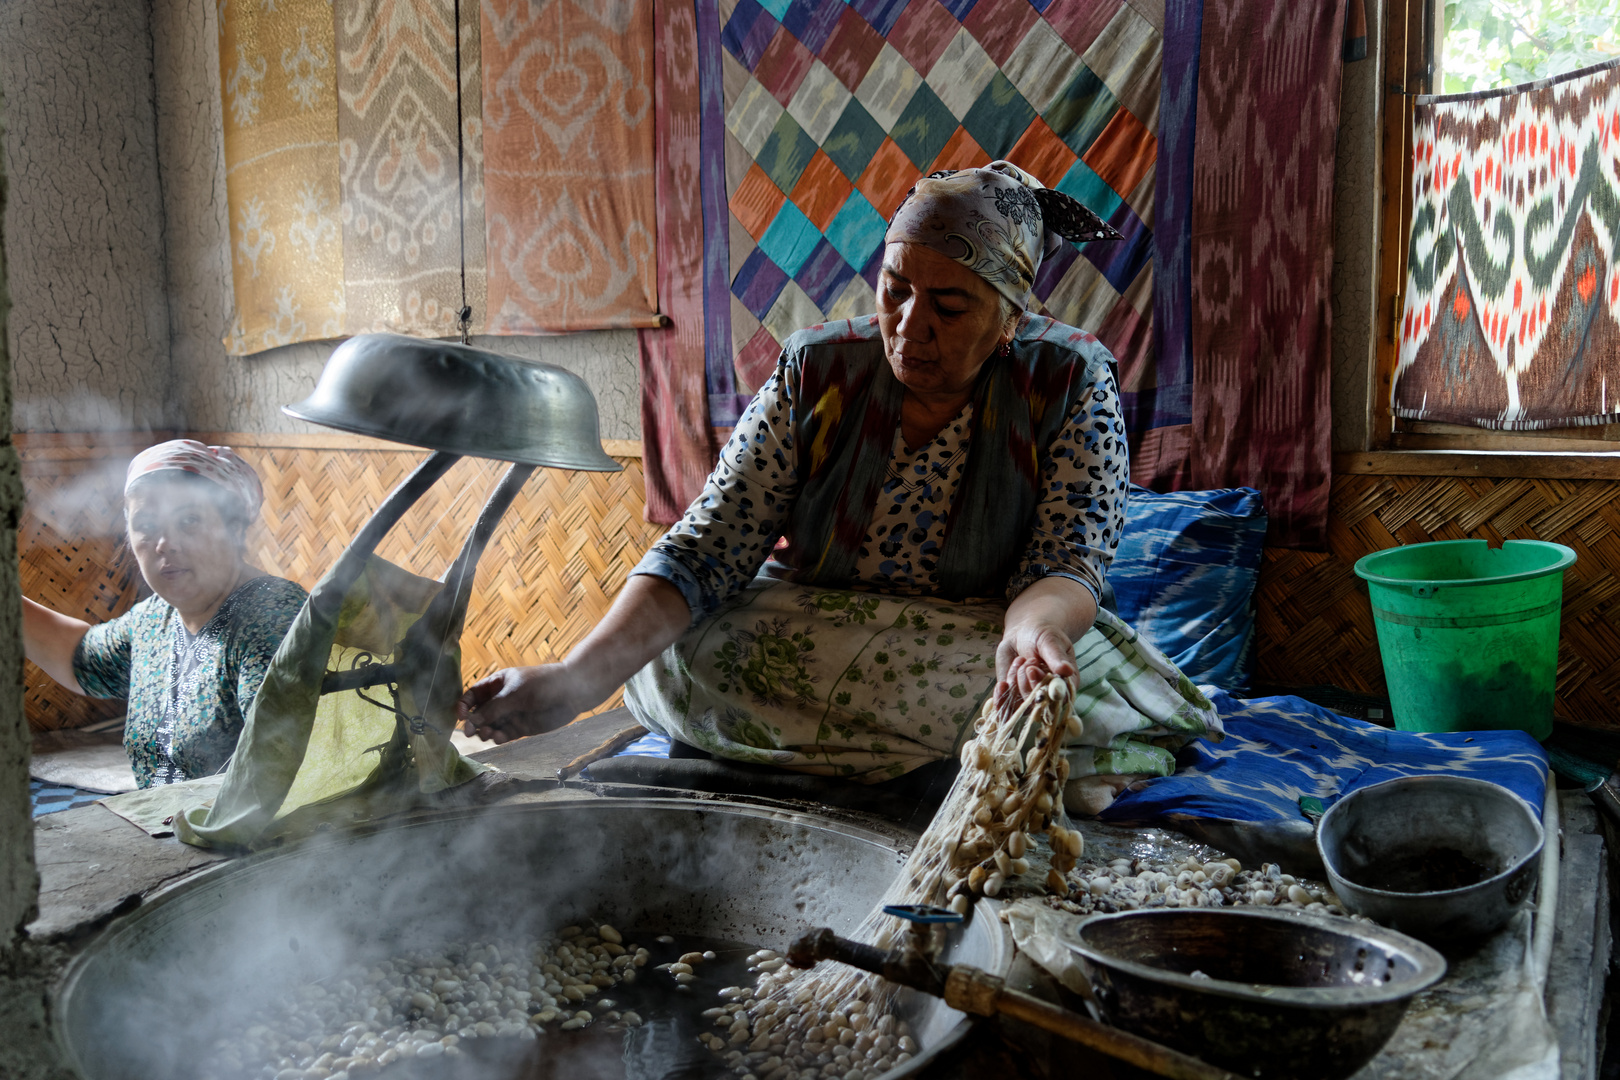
[23,441,307,787]
[460,162,1220,811]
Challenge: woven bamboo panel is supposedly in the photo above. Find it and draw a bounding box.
[1256,473,1620,731]
[19,440,662,731]
[18,451,142,730]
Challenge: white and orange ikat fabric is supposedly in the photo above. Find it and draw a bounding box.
[1394,57,1620,429]
[219,0,657,355]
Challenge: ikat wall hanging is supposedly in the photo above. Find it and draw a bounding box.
[220,0,659,355]
[1394,57,1620,430]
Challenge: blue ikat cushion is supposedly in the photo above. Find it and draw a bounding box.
[1110,485,1267,691]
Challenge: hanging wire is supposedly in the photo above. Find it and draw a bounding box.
[453,0,472,344]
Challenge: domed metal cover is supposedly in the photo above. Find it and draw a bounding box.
[285,334,622,471]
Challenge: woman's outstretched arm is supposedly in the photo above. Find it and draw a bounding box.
[456,574,691,743]
[23,597,90,695]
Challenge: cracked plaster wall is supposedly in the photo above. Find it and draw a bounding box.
[150,0,644,441]
[0,0,176,434]
[1331,0,1385,454]
[2,75,72,1080]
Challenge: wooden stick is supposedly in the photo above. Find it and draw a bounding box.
[942,966,1242,1080]
[556,724,649,780]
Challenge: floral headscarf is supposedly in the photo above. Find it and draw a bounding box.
[883,160,1120,310]
[125,439,265,521]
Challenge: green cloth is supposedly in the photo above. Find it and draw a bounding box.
[99,775,223,837]
[175,555,488,850]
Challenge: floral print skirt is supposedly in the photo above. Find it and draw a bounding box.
[625,580,1222,790]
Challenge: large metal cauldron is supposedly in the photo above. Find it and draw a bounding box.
[56,798,1010,1080]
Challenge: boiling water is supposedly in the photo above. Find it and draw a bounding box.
[374,936,757,1080]
[206,933,765,1080]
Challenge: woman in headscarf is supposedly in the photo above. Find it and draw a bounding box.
[23,440,307,788]
[461,162,1221,812]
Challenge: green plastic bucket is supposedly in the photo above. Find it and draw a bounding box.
[1353,539,1575,740]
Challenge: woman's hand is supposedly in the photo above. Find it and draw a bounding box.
[456,574,693,746]
[457,664,586,744]
[997,625,1078,700]
[996,576,1099,702]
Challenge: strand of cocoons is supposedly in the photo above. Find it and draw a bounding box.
[706,675,1084,1079]
[943,674,1085,912]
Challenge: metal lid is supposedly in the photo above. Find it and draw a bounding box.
[285,334,622,471]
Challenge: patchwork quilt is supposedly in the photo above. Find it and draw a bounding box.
[703,0,1162,424]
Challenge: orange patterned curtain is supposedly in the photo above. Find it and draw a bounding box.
[220,0,658,355]
[481,0,660,332]
[335,0,487,338]
[221,0,346,353]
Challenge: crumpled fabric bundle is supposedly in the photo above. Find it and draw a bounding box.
[174,554,488,850]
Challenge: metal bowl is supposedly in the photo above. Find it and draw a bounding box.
[286,334,622,470]
[55,798,1010,1080]
[1316,775,1544,943]
[1067,908,1445,1080]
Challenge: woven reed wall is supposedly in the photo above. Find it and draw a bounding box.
[19,434,662,731]
[1255,473,1620,731]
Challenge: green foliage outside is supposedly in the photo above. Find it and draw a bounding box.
[1440,0,1620,93]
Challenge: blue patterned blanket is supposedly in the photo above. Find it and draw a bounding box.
[1101,690,1549,824]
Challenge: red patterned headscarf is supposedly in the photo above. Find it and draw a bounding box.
[125,440,265,522]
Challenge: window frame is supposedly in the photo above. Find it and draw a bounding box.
[1365,0,1620,475]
